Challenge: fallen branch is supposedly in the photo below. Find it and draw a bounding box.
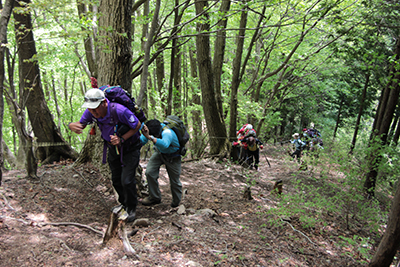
[40,221,104,236]
[0,215,30,224]
[280,218,317,246]
[0,192,15,210]
[141,226,161,242]
[0,215,104,237]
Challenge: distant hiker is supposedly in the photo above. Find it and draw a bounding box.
[233,124,257,163]
[290,133,306,163]
[237,124,255,141]
[140,119,183,208]
[68,88,141,222]
[240,129,264,170]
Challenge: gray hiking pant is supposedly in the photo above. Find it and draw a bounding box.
[145,150,182,206]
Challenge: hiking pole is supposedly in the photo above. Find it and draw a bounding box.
[262,151,271,168]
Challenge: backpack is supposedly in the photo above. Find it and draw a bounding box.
[163,115,190,156]
[99,85,147,123]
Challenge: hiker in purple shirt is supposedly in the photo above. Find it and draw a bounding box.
[68,88,141,222]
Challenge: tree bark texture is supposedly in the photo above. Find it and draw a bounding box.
[195,0,228,156]
[13,0,78,164]
[229,2,247,142]
[97,0,132,90]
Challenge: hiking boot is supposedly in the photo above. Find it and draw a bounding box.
[171,202,180,208]
[126,207,136,223]
[111,204,124,214]
[141,197,161,206]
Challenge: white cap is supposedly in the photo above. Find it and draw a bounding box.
[245,124,253,130]
[82,89,105,109]
[293,133,300,138]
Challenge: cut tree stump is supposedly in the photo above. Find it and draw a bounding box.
[102,205,137,257]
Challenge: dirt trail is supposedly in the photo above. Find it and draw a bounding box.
[0,145,382,266]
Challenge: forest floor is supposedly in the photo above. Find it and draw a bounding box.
[0,144,397,267]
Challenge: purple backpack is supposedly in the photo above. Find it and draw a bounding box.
[99,85,146,123]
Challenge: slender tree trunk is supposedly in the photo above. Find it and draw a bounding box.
[195,0,227,156]
[137,0,160,108]
[229,1,247,142]
[0,0,15,184]
[14,0,78,164]
[212,0,231,118]
[388,110,399,145]
[2,138,16,169]
[350,73,369,153]
[4,48,25,169]
[155,41,166,114]
[189,44,203,158]
[392,119,400,146]
[166,0,184,116]
[333,99,344,140]
[76,2,98,78]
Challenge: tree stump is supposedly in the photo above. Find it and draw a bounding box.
[102,205,137,257]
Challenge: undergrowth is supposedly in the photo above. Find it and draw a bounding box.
[259,141,396,264]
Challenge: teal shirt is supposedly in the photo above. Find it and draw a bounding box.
[291,138,305,150]
[140,123,180,154]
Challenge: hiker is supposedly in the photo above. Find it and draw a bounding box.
[237,124,254,141]
[140,119,183,208]
[290,133,306,162]
[68,88,141,222]
[240,130,264,170]
[232,124,256,162]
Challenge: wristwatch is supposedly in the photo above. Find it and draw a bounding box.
[120,137,125,144]
[149,135,155,142]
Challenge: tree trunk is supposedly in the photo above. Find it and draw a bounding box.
[212,0,231,118]
[2,138,16,169]
[333,99,344,139]
[0,0,14,184]
[13,0,78,164]
[364,36,400,196]
[392,118,400,146]
[195,0,228,156]
[166,0,184,116]
[97,0,132,90]
[155,42,166,114]
[369,181,400,267]
[229,0,247,142]
[75,0,133,171]
[76,2,98,78]
[137,0,160,107]
[349,73,369,154]
[189,44,203,158]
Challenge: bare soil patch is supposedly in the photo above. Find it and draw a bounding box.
[0,145,394,266]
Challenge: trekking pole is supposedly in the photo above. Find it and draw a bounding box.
[262,151,271,168]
